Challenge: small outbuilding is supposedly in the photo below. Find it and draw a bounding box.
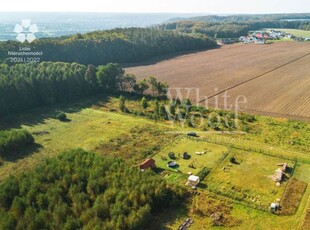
[269,202,280,212]
[139,159,156,171]
[186,175,200,188]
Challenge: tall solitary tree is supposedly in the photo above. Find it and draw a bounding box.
[119,96,126,112]
[141,97,148,109]
[147,76,158,96]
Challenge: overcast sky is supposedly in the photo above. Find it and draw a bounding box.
[1,0,309,14]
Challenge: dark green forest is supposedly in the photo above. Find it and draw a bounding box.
[159,14,310,38]
[0,28,217,65]
[0,62,167,118]
[0,149,186,229]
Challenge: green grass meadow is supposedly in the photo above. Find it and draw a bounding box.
[1,95,310,229]
[266,28,310,38]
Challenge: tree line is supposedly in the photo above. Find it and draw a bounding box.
[158,20,310,38]
[116,95,256,133]
[0,149,186,229]
[0,28,217,65]
[172,13,310,23]
[0,62,168,119]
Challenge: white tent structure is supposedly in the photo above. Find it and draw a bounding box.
[186,175,200,188]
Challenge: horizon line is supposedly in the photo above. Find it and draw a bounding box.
[1,11,310,15]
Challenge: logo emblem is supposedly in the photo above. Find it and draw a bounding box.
[14,19,38,43]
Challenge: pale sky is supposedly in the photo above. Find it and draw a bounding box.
[1,0,309,14]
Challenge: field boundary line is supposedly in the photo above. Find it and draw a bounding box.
[298,184,310,229]
[191,135,310,163]
[200,52,310,101]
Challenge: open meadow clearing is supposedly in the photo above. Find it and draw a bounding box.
[0,104,164,180]
[153,137,229,175]
[126,42,310,120]
[206,149,295,208]
[0,95,309,229]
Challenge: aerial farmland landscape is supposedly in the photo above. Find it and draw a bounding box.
[127,42,310,120]
[0,1,310,230]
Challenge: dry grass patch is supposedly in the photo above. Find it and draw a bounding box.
[95,124,177,162]
[191,193,242,227]
[206,149,295,209]
[279,178,307,215]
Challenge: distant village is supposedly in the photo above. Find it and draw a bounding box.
[220,30,310,45]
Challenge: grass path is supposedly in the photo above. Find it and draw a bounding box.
[298,184,310,229]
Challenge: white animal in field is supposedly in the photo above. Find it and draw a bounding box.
[195,151,205,155]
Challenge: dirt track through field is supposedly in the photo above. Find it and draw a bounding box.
[126,42,310,120]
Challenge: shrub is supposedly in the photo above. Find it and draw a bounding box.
[168,152,176,159]
[119,95,126,112]
[197,167,210,181]
[141,97,148,109]
[0,129,34,156]
[187,118,194,127]
[229,157,237,164]
[159,105,167,119]
[56,112,67,121]
[183,98,192,107]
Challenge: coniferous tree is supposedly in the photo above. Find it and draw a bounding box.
[141,97,148,109]
[119,96,126,112]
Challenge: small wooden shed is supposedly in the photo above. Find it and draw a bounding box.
[139,159,156,171]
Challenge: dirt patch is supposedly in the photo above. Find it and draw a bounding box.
[191,193,242,227]
[279,178,307,215]
[95,124,177,162]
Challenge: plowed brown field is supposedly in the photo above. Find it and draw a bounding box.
[126,42,310,120]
